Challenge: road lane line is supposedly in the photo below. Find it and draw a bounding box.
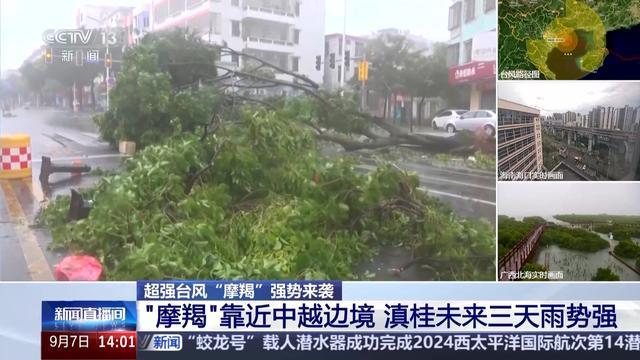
[356,165,496,205]
[418,187,496,206]
[416,175,496,191]
[0,180,54,280]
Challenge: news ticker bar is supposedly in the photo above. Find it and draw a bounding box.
[39,281,640,359]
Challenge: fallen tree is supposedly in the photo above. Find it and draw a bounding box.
[40,30,495,281]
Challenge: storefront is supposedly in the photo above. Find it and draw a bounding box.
[447,30,496,111]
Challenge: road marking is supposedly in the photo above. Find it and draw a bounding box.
[21,177,45,203]
[0,180,54,280]
[418,187,496,206]
[417,175,496,191]
[356,164,496,205]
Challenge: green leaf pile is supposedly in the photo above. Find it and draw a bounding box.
[42,109,495,280]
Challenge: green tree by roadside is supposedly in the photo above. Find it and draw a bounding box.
[591,267,620,281]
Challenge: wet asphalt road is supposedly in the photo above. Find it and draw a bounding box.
[0,108,495,281]
[0,108,125,280]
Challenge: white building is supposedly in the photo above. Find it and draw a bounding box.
[76,5,134,29]
[323,33,365,91]
[150,0,325,84]
[131,4,152,45]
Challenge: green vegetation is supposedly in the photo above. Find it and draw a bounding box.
[38,30,495,281]
[519,263,549,281]
[542,137,560,170]
[553,214,640,241]
[41,111,494,280]
[591,267,620,281]
[541,224,609,252]
[93,30,221,148]
[593,224,640,241]
[613,240,640,259]
[555,214,640,224]
[498,216,546,258]
[636,257,640,270]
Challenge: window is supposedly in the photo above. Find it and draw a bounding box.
[355,41,364,57]
[463,39,472,63]
[232,0,239,6]
[231,20,240,37]
[231,53,239,65]
[295,1,300,16]
[325,41,329,56]
[292,57,300,72]
[446,43,459,67]
[438,110,452,117]
[293,29,300,44]
[464,0,475,23]
[484,0,495,12]
[338,38,343,55]
[448,2,461,29]
[338,66,342,83]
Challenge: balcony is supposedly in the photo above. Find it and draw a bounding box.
[244,36,295,53]
[243,5,296,24]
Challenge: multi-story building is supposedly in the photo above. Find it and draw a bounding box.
[633,106,640,132]
[498,99,543,176]
[589,106,604,129]
[130,4,152,45]
[617,105,633,131]
[447,0,496,110]
[323,33,365,91]
[76,5,134,29]
[150,0,325,85]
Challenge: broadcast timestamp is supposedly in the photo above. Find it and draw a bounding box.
[41,331,136,359]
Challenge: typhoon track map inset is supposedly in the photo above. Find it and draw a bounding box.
[499,0,640,80]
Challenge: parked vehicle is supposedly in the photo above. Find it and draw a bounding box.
[431,109,468,130]
[447,110,497,136]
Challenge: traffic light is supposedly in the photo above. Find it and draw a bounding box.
[345,51,350,68]
[105,52,112,68]
[315,55,321,71]
[329,53,335,69]
[44,48,53,64]
[358,60,369,82]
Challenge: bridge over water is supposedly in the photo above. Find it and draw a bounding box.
[498,223,547,281]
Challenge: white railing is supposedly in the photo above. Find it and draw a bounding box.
[244,5,295,17]
[246,36,294,47]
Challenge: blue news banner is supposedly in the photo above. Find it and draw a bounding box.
[41,281,640,359]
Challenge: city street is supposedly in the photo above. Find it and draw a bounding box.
[0,108,126,280]
[0,108,495,281]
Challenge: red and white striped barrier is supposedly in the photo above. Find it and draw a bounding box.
[0,134,32,179]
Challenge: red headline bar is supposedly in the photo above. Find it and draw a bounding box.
[41,331,136,359]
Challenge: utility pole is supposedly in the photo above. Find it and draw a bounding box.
[106,46,110,111]
[339,0,347,94]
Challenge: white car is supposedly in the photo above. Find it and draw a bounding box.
[448,109,497,136]
[431,109,468,130]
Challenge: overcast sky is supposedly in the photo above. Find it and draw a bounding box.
[499,81,640,115]
[498,183,640,217]
[0,0,450,72]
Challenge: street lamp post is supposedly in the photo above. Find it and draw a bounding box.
[339,0,347,95]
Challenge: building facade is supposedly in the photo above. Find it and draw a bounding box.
[447,0,496,111]
[323,34,365,91]
[149,0,325,84]
[498,99,543,176]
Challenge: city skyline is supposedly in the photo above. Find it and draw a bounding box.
[499,81,640,116]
